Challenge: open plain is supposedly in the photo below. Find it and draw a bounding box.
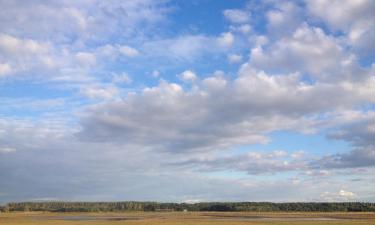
[1,212,375,225]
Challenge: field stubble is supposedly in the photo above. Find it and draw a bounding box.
[1,211,375,225]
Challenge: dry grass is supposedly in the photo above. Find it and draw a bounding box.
[1,211,374,225]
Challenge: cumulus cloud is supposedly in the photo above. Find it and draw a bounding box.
[227,54,242,63]
[77,63,375,153]
[217,32,234,48]
[1,0,375,203]
[119,45,139,57]
[339,190,355,198]
[223,9,250,23]
[112,72,132,84]
[232,24,252,34]
[95,44,140,60]
[266,2,303,37]
[0,33,54,77]
[0,33,49,56]
[0,33,89,81]
[178,70,197,82]
[75,52,96,68]
[80,85,118,100]
[320,190,356,201]
[306,0,375,52]
[78,76,281,152]
[306,0,374,30]
[250,24,367,82]
[0,63,12,76]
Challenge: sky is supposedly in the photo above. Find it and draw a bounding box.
[0,0,375,204]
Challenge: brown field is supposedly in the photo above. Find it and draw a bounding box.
[1,211,375,225]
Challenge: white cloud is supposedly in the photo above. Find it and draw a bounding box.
[217,32,234,48]
[223,9,250,24]
[0,1,170,42]
[266,2,303,37]
[266,1,304,38]
[77,63,375,153]
[1,0,375,203]
[80,85,118,100]
[254,35,268,46]
[178,70,197,82]
[0,33,49,56]
[306,0,374,30]
[75,52,96,68]
[320,190,356,201]
[97,44,117,57]
[64,8,89,31]
[227,54,242,63]
[339,189,355,198]
[119,45,139,57]
[0,33,62,78]
[0,1,171,83]
[250,25,354,81]
[0,63,12,77]
[307,0,375,52]
[96,44,140,60]
[232,24,252,34]
[0,33,96,81]
[201,74,227,90]
[112,73,132,84]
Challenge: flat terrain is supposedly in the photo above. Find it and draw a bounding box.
[1,212,375,225]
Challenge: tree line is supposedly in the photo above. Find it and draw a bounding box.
[1,201,375,212]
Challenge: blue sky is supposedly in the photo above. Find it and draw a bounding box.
[0,0,375,203]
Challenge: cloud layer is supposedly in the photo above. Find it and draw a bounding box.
[0,0,374,203]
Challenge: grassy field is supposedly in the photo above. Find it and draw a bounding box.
[1,211,375,225]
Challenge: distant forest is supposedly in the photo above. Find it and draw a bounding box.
[1,202,375,212]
